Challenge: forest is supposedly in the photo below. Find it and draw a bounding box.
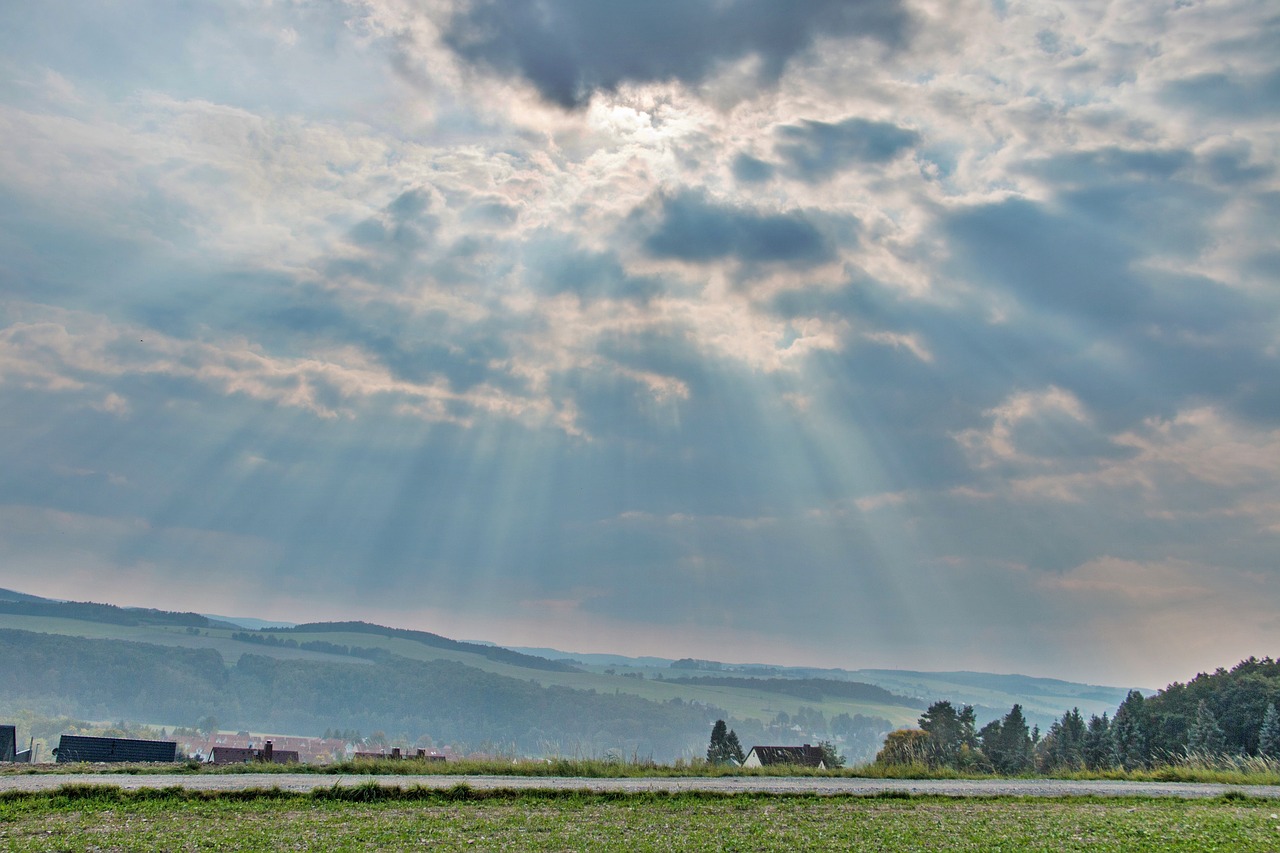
[877,657,1280,773]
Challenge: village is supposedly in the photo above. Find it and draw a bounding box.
[1,723,829,769]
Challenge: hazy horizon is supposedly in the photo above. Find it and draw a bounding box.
[2,0,1277,690]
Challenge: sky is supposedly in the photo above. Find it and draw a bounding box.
[1,0,1278,688]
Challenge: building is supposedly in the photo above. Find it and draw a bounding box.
[353,747,446,761]
[53,735,180,763]
[210,741,299,765]
[0,725,14,762]
[742,744,827,769]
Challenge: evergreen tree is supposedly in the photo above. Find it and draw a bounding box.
[919,700,979,769]
[919,700,961,767]
[1258,703,1280,760]
[725,729,746,764]
[998,704,1034,774]
[1111,690,1148,771]
[1039,708,1087,772]
[1187,699,1227,758]
[707,719,729,763]
[981,704,1033,774]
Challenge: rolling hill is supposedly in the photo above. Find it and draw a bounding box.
[0,588,1140,760]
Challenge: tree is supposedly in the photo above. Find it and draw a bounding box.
[706,719,743,765]
[1111,690,1148,771]
[725,729,746,765]
[874,729,929,766]
[1187,700,1226,758]
[919,700,966,768]
[1083,713,1112,770]
[1257,704,1280,760]
[817,740,844,769]
[1039,708,1086,772]
[995,704,1033,774]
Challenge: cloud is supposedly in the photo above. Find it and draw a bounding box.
[441,0,913,108]
[1161,68,1280,119]
[641,189,834,265]
[773,117,920,183]
[0,0,1278,687]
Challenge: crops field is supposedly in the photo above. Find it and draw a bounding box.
[1,787,1277,851]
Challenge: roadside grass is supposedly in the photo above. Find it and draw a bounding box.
[0,786,1277,851]
[8,756,1280,786]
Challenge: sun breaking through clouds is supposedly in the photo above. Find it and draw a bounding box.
[1,0,1278,686]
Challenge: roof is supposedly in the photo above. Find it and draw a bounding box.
[745,745,826,768]
[54,735,180,763]
[210,745,299,764]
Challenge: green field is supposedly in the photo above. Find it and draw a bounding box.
[0,787,1276,851]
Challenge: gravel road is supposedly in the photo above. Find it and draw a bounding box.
[2,773,1279,798]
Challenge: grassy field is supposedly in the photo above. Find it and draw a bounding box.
[5,756,1279,788]
[0,786,1276,851]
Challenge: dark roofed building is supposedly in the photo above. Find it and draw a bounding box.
[53,735,180,763]
[210,741,298,765]
[742,744,827,769]
[0,725,15,762]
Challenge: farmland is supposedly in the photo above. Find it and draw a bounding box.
[1,786,1277,851]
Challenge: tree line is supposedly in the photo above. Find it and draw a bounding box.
[877,657,1280,772]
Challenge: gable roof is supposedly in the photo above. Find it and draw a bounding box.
[745,745,826,767]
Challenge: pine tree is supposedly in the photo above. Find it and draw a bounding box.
[1111,690,1148,771]
[1083,713,1112,770]
[998,704,1033,774]
[1187,699,1226,758]
[725,729,745,764]
[1258,703,1280,760]
[707,719,729,763]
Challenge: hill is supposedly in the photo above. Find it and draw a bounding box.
[0,588,1139,761]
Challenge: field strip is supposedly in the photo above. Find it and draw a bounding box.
[3,773,1280,798]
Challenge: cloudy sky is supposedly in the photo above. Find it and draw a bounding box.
[1,0,1277,687]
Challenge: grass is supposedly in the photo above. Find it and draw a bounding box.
[0,786,1277,851]
[8,756,1280,786]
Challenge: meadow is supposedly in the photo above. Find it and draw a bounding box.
[1,785,1277,851]
[7,756,1279,788]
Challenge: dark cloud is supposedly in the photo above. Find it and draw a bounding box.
[442,0,912,108]
[944,197,1144,325]
[642,190,833,265]
[774,117,920,182]
[523,235,662,303]
[348,188,439,254]
[1160,67,1280,117]
[1023,147,1192,185]
[732,153,775,184]
[1201,145,1274,185]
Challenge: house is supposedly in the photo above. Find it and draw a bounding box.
[742,744,827,769]
[53,735,180,763]
[210,740,298,765]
